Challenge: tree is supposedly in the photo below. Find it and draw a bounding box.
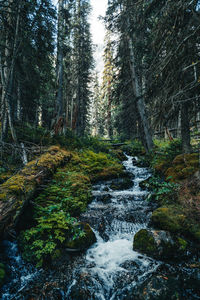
[101,31,115,138]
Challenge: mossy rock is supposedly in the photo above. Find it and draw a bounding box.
[0,263,6,287]
[165,153,199,182]
[65,223,96,251]
[133,229,157,256]
[151,206,186,233]
[133,229,188,259]
[154,161,170,174]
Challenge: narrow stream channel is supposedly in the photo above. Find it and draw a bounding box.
[65,154,160,299]
[1,154,199,299]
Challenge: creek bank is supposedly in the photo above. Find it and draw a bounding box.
[135,148,200,248]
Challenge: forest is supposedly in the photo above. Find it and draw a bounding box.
[0,0,200,299]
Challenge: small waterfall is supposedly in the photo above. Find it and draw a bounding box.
[65,154,160,299]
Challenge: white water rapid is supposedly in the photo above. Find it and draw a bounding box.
[66,155,160,299]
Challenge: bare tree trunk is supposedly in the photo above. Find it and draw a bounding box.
[56,0,64,121]
[128,38,153,152]
[1,0,21,142]
[181,102,191,153]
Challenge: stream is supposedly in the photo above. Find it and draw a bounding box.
[0,154,200,299]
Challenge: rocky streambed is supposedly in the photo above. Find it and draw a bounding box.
[0,154,200,299]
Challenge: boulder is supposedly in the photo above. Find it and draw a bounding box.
[151,207,185,233]
[110,177,133,190]
[65,223,96,251]
[133,229,187,259]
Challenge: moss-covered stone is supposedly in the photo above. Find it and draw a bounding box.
[133,229,157,255]
[65,223,96,251]
[133,229,188,259]
[165,153,199,182]
[151,206,185,233]
[151,206,200,243]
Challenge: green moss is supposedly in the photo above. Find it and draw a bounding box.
[165,153,199,182]
[67,150,124,182]
[177,237,188,251]
[151,207,185,233]
[133,229,157,255]
[17,147,124,266]
[0,263,6,287]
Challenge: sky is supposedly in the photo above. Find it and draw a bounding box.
[90,0,107,75]
[53,0,107,75]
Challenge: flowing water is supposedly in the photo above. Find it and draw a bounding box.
[1,154,200,299]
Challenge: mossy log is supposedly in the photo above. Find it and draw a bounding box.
[0,146,72,237]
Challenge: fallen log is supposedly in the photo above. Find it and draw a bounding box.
[0,146,72,237]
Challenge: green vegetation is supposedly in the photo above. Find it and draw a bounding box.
[20,211,84,267]
[133,229,157,255]
[19,145,124,266]
[137,139,200,244]
[121,140,145,156]
[144,176,179,205]
[0,263,6,287]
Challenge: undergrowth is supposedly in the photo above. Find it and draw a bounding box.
[19,148,124,266]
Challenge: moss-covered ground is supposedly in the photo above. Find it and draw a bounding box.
[134,139,200,246]
[15,138,124,266]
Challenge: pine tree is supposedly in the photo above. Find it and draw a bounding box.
[101,31,115,138]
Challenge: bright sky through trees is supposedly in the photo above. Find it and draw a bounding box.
[90,0,107,74]
[53,0,107,74]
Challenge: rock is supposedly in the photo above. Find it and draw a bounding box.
[68,272,95,300]
[110,178,133,190]
[96,193,112,203]
[65,223,96,251]
[130,275,182,300]
[132,157,150,168]
[0,263,6,287]
[133,229,188,259]
[151,207,185,233]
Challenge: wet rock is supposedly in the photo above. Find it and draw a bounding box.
[133,229,188,260]
[96,193,112,203]
[130,275,183,300]
[132,157,150,168]
[68,273,95,300]
[110,178,133,190]
[65,223,96,251]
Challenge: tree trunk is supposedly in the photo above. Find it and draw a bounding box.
[1,0,21,143]
[56,0,64,121]
[128,38,153,152]
[181,102,191,153]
